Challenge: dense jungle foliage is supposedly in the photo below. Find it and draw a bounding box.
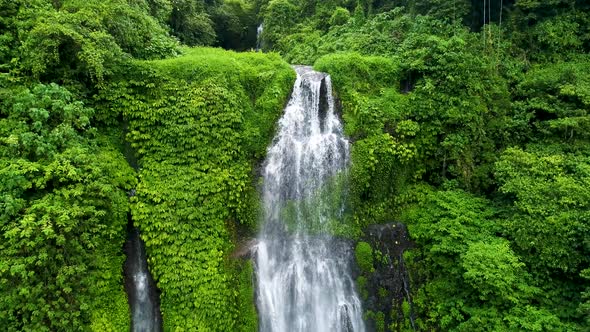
[0,0,589,331]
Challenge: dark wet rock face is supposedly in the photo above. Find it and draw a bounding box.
[319,75,330,132]
[363,223,415,332]
[231,239,258,260]
[400,71,421,94]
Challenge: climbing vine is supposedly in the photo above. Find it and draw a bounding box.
[100,47,294,330]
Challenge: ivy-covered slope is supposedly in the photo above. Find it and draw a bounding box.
[100,47,295,331]
[308,21,590,332]
[0,80,134,331]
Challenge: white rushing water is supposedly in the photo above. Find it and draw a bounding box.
[256,23,264,51]
[126,228,161,332]
[255,66,365,332]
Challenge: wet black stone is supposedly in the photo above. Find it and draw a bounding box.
[361,222,416,332]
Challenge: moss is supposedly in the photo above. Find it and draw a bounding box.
[355,241,374,273]
[378,287,388,300]
[356,276,369,300]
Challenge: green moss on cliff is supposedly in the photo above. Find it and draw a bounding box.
[355,241,374,274]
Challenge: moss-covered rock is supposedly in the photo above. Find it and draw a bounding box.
[355,241,374,274]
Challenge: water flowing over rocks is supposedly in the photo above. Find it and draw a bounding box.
[123,223,163,332]
[255,66,365,332]
[256,24,264,51]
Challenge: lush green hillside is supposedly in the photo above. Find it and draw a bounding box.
[259,1,589,330]
[0,80,135,331]
[1,0,589,331]
[314,50,589,330]
[1,1,294,330]
[101,47,294,330]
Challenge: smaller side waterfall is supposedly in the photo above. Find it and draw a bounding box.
[124,224,162,332]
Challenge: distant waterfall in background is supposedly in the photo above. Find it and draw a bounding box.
[256,24,264,51]
[255,66,365,332]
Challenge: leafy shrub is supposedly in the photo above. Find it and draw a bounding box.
[0,82,134,330]
[8,0,179,83]
[262,0,299,49]
[330,7,350,26]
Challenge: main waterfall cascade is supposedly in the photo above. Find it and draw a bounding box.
[255,66,365,332]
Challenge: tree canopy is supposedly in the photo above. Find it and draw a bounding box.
[1,0,589,330]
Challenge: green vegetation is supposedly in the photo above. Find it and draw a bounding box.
[1,0,589,331]
[1,1,293,330]
[253,0,589,330]
[102,47,293,330]
[365,310,386,332]
[0,81,134,330]
[235,261,258,332]
[355,241,374,274]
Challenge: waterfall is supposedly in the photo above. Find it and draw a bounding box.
[255,66,365,332]
[256,23,264,51]
[124,227,162,332]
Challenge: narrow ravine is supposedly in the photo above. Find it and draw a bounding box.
[122,123,163,332]
[255,66,365,332]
